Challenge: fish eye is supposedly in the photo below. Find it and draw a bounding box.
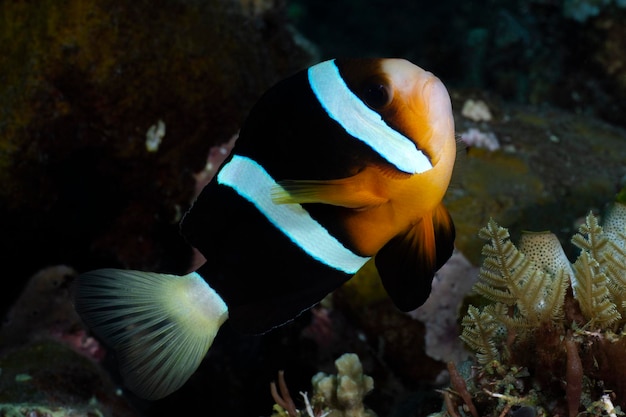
[361,82,392,109]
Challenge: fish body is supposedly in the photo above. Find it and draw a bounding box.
[73,58,456,400]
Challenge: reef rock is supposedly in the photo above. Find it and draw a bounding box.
[447,92,626,264]
[0,266,139,416]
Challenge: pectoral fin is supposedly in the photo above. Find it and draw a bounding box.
[271,171,388,209]
[374,203,455,311]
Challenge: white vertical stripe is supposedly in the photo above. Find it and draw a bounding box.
[308,59,432,174]
[217,154,370,274]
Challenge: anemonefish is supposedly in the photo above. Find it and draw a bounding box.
[73,58,457,400]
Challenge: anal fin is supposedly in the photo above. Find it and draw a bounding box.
[373,203,455,311]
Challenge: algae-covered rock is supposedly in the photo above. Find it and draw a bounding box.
[0,0,313,316]
[0,340,139,417]
[0,266,135,415]
[447,94,626,264]
[0,265,82,348]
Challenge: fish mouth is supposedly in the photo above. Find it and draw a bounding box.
[419,75,454,165]
[422,75,452,127]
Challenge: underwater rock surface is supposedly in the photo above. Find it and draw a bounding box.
[447,93,626,264]
[0,266,139,416]
[0,341,139,417]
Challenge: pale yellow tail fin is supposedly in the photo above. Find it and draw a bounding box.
[73,269,228,400]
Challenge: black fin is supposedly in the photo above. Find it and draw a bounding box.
[374,204,455,311]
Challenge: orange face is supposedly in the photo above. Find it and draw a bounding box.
[335,58,456,255]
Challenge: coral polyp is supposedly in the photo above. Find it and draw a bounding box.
[441,201,626,417]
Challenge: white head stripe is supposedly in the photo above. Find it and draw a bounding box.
[217,154,370,274]
[308,60,432,174]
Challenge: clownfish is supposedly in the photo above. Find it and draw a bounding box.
[73,58,457,400]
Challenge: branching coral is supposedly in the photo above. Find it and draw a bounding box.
[312,353,376,417]
[270,353,376,417]
[443,201,626,417]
